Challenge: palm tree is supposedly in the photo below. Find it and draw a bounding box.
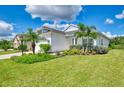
[86,26,97,51]
[75,23,87,50]
[89,26,97,40]
[27,28,38,54]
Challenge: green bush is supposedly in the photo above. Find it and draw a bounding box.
[11,54,56,64]
[13,48,18,50]
[94,46,108,54]
[109,43,115,49]
[63,50,69,55]
[63,49,80,55]
[18,44,27,51]
[69,48,80,55]
[70,45,82,50]
[39,44,51,53]
[112,45,124,49]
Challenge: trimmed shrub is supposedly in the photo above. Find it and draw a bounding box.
[39,44,51,53]
[63,49,80,55]
[18,44,27,51]
[11,54,56,64]
[68,48,80,55]
[94,46,108,54]
[13,48,18,50]
[70,45,82,50]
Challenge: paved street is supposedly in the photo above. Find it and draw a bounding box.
[0,51,32,60]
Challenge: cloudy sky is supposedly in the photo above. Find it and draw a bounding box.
[0,5,124,39]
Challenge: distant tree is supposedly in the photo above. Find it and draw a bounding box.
[1,40,10,51]
[109,36,124,49]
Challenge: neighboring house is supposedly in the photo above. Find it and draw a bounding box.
[13,34,32,50]
[35,25,110,53]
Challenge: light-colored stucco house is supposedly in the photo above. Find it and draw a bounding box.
[35,25,110,53]
[13,34,32,50]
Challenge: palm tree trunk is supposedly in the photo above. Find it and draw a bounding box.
[82,37,84,51]
[22,50,24,56]
[21,40,24,56]
[87,36,89,52]
[32,41,35,54]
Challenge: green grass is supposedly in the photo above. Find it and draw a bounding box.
[0,49,124,87]
[0,50,19,55]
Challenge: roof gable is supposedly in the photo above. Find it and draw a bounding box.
[64,24,79,32]
[64,24,111,40]
[41,26,65,34]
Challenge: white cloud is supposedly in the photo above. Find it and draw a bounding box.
[102,32,121,38]
[0,20,13,31]
[0,32,17,40]
[0,20,15,40]
[42,23,70,31]
[25,5,82,22]
[105,18,114,24]
[41,23,79,32]
[115,10,124,19]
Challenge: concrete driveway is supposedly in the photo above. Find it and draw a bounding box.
[0,51,32,60]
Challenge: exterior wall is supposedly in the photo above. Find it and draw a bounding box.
[13,36,21,48]
[95,34,110,48]
[39,32,52,45]
[65,32,110,48]
[66,36,73,46]
[26,42,32,50]
[35,32,52,53]
[65,32,76,46]
[51,32,69,52]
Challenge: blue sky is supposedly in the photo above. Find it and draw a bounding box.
[0,5,124,39]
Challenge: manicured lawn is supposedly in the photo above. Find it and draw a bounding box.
[0,50,20,55]
[0,49,124,86]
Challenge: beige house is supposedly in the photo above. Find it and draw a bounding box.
[13,34,32,50]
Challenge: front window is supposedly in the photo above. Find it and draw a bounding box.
[75,38,77,45]
[101,39,103,45]
[83,39,87,46]
[88,39,93,47]
[72,38,74,45]
[83,38,93,47]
